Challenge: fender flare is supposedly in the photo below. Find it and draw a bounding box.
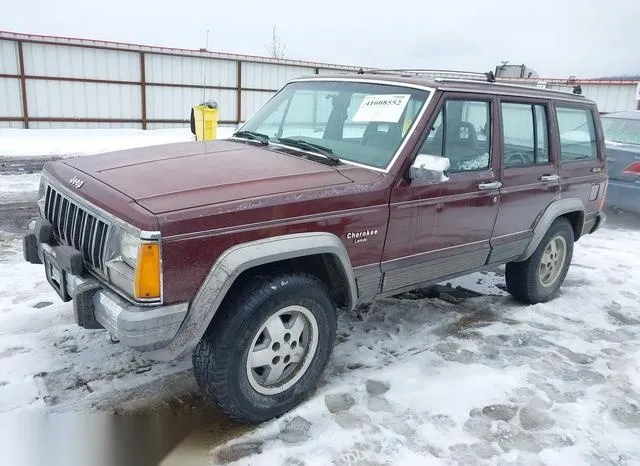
[518,198,585,262]
[150,232,357,361]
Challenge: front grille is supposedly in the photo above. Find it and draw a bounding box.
[44,185,110,270]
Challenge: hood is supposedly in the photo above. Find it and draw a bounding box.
[64,140,354,214]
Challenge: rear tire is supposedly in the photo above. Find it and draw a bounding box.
[505,217,574,304]
[192,273,336,424]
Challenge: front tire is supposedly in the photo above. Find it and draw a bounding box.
[192,273,337,424]
[505,217,574,304]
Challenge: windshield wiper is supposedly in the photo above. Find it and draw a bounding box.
[232,130,270,145]
[276,137,340,163]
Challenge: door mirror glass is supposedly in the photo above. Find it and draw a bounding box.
[409,154,450,182]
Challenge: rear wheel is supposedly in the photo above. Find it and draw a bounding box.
[192,273,336,424]
[505,217,574,304]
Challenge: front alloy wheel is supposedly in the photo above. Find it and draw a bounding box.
[246,305,319,395]
[193,273,337,424]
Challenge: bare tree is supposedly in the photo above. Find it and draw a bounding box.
[267,25,286,59]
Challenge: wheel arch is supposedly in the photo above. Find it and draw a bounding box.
[518,198,585,262]
[151,232,357,361]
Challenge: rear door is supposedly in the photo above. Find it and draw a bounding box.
[553,103,607,231]
[490,98,559,263]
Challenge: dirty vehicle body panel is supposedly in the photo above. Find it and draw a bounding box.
[23,75,607,421]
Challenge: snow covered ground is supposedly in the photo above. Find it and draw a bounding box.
[0,126,236,158]
[0,232,194,413]
[0,173,40,203]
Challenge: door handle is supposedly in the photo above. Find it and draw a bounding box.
[540,174,560,182]
[478,181,502,190]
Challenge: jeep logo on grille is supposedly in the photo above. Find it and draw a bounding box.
[69,176,84,189]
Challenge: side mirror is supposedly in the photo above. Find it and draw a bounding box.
[409,154,450,182]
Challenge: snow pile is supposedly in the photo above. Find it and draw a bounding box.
[211,222,640,465]
[0,174,41,203]
[0,126,237,158]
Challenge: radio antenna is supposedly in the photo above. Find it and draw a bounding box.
[201,29,209,104]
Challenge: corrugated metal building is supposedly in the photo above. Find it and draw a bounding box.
[1,31,638,129]
[0,31,362,129]
[504,78,640,113]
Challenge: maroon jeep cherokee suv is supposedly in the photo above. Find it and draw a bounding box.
[23,75,607,423]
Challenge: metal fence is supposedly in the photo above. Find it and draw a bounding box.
[0,31,363,129]
[1,31,638,130]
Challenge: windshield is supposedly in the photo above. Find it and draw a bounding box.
[601,117,640,145]
[237,80,430,169]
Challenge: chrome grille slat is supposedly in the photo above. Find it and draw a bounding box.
[43,185,110,272]
[90,218,99,267]
[57,193,64,239]
[52,192,61,236]
[45,186,53,219]
[80,210,88,258]
[60,198,69,243]
[98,226,108,269]
[71,205,80,248]
[84,216,95,265]
[65,202,75,244]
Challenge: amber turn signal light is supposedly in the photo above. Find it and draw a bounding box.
[134,243,161,300]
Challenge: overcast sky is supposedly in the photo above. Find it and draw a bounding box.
[1,0,638,78]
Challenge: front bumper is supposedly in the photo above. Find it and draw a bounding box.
[23,218,188,357]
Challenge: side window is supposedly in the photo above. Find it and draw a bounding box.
[501,102,550,167]
[534,105,549,163]
[556,107,598,161]
[417,99,491,172]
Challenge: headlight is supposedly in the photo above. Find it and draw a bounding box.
[119,230,139,268]
[105,227,162,302]
[105,227,139,268]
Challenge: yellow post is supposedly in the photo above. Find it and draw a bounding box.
[190,101,219,141]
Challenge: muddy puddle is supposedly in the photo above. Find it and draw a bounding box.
[0,371,249,466]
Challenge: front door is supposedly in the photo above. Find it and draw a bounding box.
[490,99,560,263]
[381,94,501,293]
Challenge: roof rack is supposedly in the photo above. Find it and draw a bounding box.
[434,78,585,96]
[356,68,487,79]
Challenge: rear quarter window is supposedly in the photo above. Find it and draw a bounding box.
[555,106,598,162]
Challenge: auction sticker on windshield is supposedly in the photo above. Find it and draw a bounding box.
[352,94,411,123]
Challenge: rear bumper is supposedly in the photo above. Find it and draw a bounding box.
[589,212,606,234]
[605,180,640,213]
[23,218,188,358]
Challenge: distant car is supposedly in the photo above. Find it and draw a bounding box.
[602,111,640,213]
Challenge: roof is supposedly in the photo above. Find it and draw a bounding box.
[602,111,640,120]
[294,74,593,103]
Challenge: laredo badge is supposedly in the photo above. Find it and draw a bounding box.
[347,229,378,244]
